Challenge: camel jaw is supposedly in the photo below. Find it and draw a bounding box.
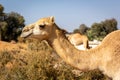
[20,29,33,38]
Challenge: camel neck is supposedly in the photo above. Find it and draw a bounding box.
[48,28,100,71]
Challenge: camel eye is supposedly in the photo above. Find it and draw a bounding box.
[39,24,45,29]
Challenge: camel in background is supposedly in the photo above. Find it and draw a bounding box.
[67,33,90,50]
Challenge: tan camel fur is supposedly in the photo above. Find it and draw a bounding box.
[67,33,90,49]
[21,16,120,80]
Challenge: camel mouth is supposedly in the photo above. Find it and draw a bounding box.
[21,33,33,38]
[20,29,33,38]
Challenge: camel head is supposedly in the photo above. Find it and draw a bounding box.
[20,16,55,40]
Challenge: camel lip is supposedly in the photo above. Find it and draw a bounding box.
[20,29,33,38]
[20,33,33,38]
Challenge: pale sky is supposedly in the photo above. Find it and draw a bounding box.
[0,0,120,32]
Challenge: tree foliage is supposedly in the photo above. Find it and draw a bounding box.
[73,18,118,41]
[0,4,25,41]
[0,4,4,14]
[73,24,89,34]
[101,18,117,34]
[87,18,118,40]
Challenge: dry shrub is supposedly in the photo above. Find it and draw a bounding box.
[0,40,109,80]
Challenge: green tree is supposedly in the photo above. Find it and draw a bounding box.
[4,12,25,41]
[0,4,4,14]
[0,4,25,41]
[0,4,5,21]
[87,18,118,41]
[0,22,8,40]
[73,18,118,41]
[0,4,5,40]
[87,23,106,40]
[73,24,89,34]
[101,18,117,34]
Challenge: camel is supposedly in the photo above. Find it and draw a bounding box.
[20,16,120,80]
[67,33,90,50]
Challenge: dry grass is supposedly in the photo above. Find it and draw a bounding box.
[0,40,110,80]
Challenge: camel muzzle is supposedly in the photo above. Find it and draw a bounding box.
[20,29,33,38]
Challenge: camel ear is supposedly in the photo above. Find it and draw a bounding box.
[50,16,54,23]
